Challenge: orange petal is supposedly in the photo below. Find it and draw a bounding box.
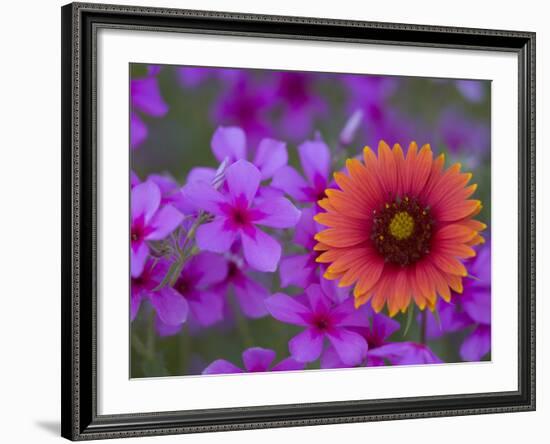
[409,144,433,196]
[354,291,373,309]
[314,211,367,230]
[435,224,478,243]
[415,263,437,307]
[323,269,343,281]
[325,189,371,219]
[326,247,375,274]
[466,234,485,247]
[318,198,337,212]
[314,242,330,251]
[352,259,385,297]
[438,242,477,259]
[446,273,464,294]
[430,252,467,276]
[377,141,398,196]
[437,200,482,222]
[363,145,378,169]
[315,227,368,248]
[423,261,452,303]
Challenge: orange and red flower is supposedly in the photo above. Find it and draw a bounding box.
[314,141,486,316]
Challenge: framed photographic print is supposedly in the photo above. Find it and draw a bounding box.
[61,2,536,440]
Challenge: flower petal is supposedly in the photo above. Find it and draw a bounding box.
[371,311,401,341]
[196,218,237,253]
[327,328,368,366]
[271,357,306,372]
[254,197,301,228]
[368,342,442,365]
[242,347,276,372]
[131,76,168,116]
[271,166,310,201]
[294,207,319,248]
[254,138,288,179]
[265,293,310,326]
[305,284,331,315]
[298,140,330,185]
[146,205,183,240]
[279,254,316,288]
[241,227,281,272]
[130,241,149,278]
[130,289,142,321]
[211,126,247,163]
[233,274,269,318]
[289,328,324,363]
[462,287,491,325]
[225,159,261,203]
[187,252,228,287]
[182,181,227,216]
[130,112,147,148]
[149,287,189,326]
[331,299,370,328]
[131,181,161,224]
[460,325,491,361]
[155,317,183,337]
[186,167,216,185]
[187,290,224,327]
[320,345,346,369]
[202,359,244,375]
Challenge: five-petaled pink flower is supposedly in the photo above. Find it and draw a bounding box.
[184,160,301,272]
[131,181,184,277]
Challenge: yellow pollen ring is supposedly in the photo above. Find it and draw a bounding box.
[388,211,415,240]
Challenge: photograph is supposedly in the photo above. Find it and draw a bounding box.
[129,64,492,378]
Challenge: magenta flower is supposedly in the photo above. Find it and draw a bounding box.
[202,347,304,375]
[130,170,141,188]
[213,78,273,144]
[279,207,320,289]
[425,243,491,361]
[270,72,328,141]
[184,160,300,272]
[266,284,369,365]
[367,342,443,366]
[185,126,288,193]
[130,71,168,148]
[271,139,331,205]
[212,254,271,318]
[213,126,288,179]
[341,74,429,148]
[172,252,228,327]
[131,258,188,325]
[131,181,184,277]
[147,173,191,215]
[365,313,442,366]
[321,308,441,368]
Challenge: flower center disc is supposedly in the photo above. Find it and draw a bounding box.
[388,211,415,240]
[371,197,433,266]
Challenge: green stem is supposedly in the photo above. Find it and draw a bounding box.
[132,333,154,361]
[420,310,427,345]
[229,294,253,348]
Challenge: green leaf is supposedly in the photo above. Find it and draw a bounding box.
[403,305,415,337]
[153,261,181,291]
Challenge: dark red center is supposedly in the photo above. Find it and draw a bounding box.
[370,196,433,266]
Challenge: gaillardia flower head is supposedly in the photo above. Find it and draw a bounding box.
[314,141,486,315]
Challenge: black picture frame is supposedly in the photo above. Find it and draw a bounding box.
[61,2,536,440]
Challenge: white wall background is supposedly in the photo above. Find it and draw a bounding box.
[0,0,545,442]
